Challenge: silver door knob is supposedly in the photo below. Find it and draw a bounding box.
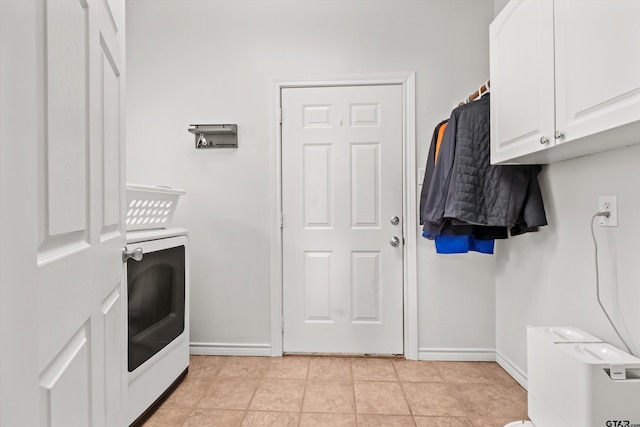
[390,237,400,247]
[390,216,400,225]
[554,130,564,139]
[122,247,144,263]
[540,136,549,145]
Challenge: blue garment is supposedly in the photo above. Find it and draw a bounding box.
[422,232,494,254]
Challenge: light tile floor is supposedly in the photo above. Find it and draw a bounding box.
[142,356,528,427]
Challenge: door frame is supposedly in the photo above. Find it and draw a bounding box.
[269,73,418,359]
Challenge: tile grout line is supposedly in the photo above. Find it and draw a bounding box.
[390,359,416,422]
[297,357,312,427]
[349,358,359,424]
[477,361,499,386]
[393,361,419,427]
[448,381,472,424]
[238,358,266,426]
[475,361,529,423]
[186,358,228,427]
[434,360,474,423]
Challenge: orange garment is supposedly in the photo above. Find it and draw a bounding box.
[434,121,448,163]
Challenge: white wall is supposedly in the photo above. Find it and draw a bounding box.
[494,0,509,16]
[496,144,640,378]
[126,0,496,356]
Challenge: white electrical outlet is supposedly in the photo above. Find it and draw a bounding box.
[598,195,618,227]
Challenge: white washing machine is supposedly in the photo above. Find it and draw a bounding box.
[124,228,189,426]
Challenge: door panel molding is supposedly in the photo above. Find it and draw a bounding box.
[43,0,89,238]
[269,72,418,359]
[39,324,91,427]
[350,143,381,228]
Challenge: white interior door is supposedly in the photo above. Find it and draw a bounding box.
[36,0,126,426]
[282,85,404,355]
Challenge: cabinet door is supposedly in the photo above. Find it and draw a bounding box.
[490,0,555,164]
[555,0,640,144]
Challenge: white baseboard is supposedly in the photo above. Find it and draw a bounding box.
[189,342,271,357]
[418,348,496,362]
[496,351,528,390]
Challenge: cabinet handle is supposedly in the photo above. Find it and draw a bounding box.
[554,130,565,139]
[540,136,550,145]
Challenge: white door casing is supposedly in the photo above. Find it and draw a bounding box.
[269,74,417,360]
[281,85,404,355]
[35,0,126,426]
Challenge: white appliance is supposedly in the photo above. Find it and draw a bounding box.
[506,326,640,427]
[125,228,190,426]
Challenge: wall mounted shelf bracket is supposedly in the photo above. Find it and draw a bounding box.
[188,124,238,149]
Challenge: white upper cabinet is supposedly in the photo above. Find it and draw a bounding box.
[490,0,640,164]
[490,0,555,163]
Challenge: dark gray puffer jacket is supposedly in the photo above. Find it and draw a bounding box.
[422,93,547,234]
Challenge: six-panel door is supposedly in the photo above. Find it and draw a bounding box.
[37,0,126,425]
[282,85,404,355]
